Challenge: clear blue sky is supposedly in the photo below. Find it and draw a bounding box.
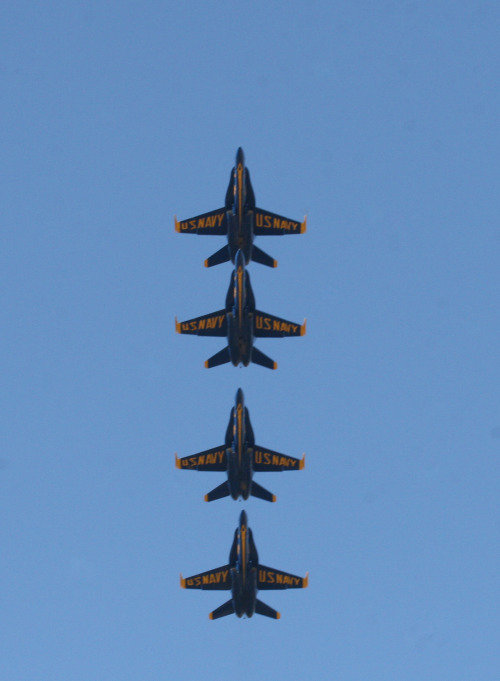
[1,2,499,679]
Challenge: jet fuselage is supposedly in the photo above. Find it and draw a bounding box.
[225,147,256,265]
[229,510,259,617]
[225,249,256,367]
[226,388,255,500]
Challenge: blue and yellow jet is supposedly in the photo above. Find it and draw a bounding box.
[175,388,305,502]
[174,147,306,268]
[175,249,306,369]
[180,510,308,620]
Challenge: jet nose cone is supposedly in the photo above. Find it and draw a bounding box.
[236,147,245,165]
[236,387,244,405]
[239,510,248,526]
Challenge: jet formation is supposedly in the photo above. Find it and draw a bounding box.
[175,147,306,268]
[176,388,305,502]
[176,148,307,619]
[175,249,305,369]
[180,510,308,620]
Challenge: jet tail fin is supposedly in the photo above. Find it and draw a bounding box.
[251,244,277,268]
[205,347,231,369]
[251,346,277,370]
[209,599,235,620]
[205,481,230,502]
[205,246,231,268]
[250,480,276,503]
[255,599,280,619]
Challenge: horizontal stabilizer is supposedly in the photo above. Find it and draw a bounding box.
[205,481,230,502]
[209,599,235,620]
[251,244,277,268]
[250,480,276,503]
[205,245,231,268]
[255,599,280,619]
[253,448,305,472]
[205,346,231,369]
[254,311,306,338]
[251,346,277,370]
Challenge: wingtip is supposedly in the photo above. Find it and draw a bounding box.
[272,361,278,370]
[301,215,307,234]
[204,259,209,267]
[180,573,186,588]
[204,360,210,369]
[300,319,307,336]
[204,493,209,502]
[272,494,277,503]
[208,612,214,620]
[299,453,306,470]
[273,259,278,268]
[174,216,181,233]
[303,572,309,588]
[175,454,181,469]
[175,316,180,333]
[276,612,281,619]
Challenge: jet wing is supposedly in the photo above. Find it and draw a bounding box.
[175,310,227,336]
[175,209,228,235]
[257,566,308,590]
[253,447,305,472]
[180,565,232,590]
[176,447,227,471]
[253,209,306,236]
[254,311,306,338]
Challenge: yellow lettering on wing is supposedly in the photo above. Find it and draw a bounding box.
[201,570,228,585]
[256,214,276,229]
[187,575,203,587]
[185,213,225,231]
[271,217,298,232]
[272,320,298,335]
[259,569,274,584]
[180,315,225,333]
[256,315,272,331]
[254,449,299,468]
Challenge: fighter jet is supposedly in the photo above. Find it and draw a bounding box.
[175,388,305,502]
[180,510,308,620]
[174,147,306,268]
[175,249,306,369]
